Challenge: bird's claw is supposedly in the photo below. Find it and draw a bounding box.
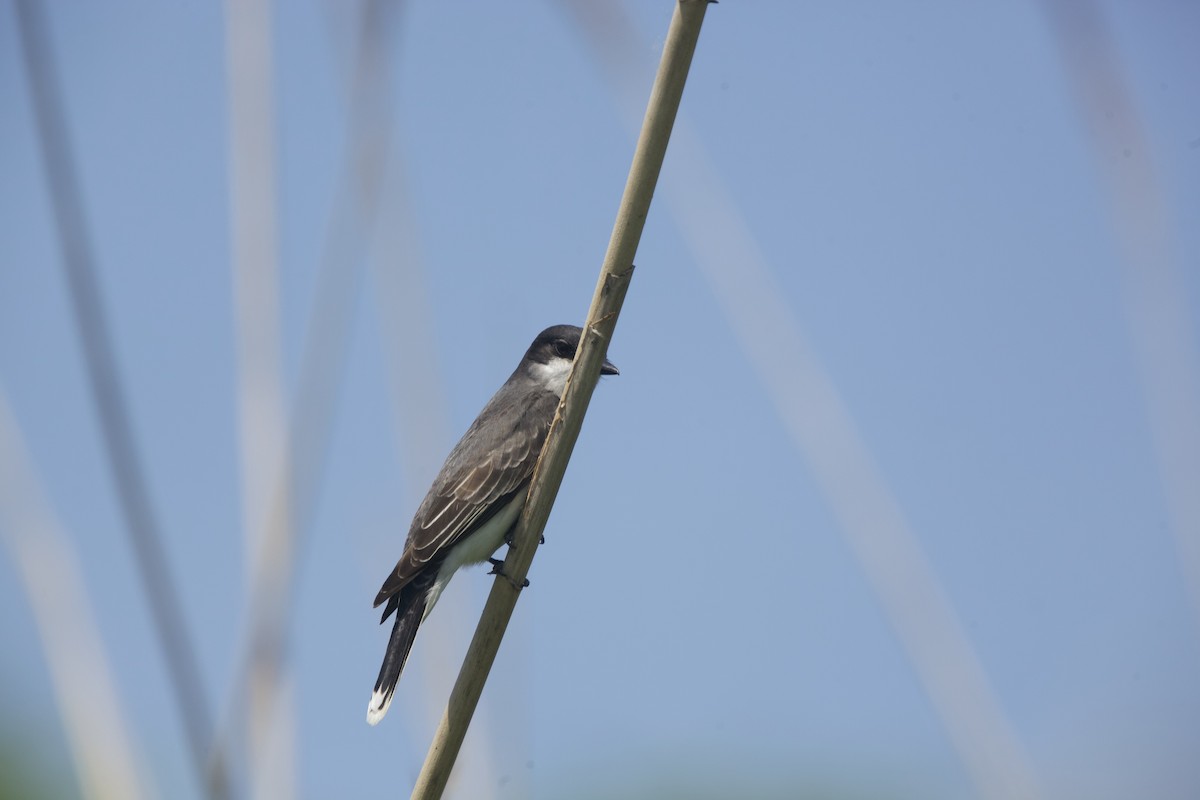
[487,557,529,589]
[502,531,546,546]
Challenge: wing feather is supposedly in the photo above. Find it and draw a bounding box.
[373,402,554,607]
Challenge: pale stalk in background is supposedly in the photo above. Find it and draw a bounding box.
[1042,0,1200,632]
[213,2,403,790]
[563,3,1045,798]
[223,0,294,796]
[0,394,152,800]
[410,2,712,797]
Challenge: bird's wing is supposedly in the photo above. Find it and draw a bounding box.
[373,417,547,607]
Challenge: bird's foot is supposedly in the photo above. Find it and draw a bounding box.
[487,557,530,589]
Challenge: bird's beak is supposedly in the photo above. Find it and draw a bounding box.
[600,358,619,376]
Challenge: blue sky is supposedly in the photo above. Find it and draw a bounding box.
[2,2,1199,798]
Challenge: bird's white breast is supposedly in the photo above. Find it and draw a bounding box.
[426,493,524,619]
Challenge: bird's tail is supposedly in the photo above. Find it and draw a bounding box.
[366,580,430,725]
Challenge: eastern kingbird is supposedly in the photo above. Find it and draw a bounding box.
[367,324,618,725]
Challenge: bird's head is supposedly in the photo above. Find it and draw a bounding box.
[522,324,618,394]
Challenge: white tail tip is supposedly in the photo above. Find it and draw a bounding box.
[366,689,391,726]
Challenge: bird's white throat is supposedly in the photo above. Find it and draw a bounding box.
[529,357,573,396]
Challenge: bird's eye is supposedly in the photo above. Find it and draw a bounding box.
[553,339,573,359]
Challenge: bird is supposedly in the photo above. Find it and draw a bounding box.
[366,323,618,725]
